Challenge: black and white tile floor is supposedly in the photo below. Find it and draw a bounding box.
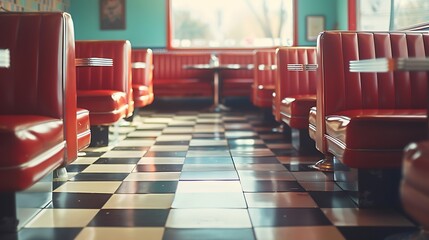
[2,100,419,240]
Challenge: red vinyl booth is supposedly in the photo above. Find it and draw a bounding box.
[252,49,276,108]
[131,48,154,108]
[274,47,317,151]
[0,12,81,232]
[314,31,429,207]
[75,40,133,146]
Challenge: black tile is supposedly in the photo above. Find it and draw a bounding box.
[144,151,187,157]
[134,164,183,172]
[65,164,89,173]
[241,180,305,192]
[94,157,141,164]
[309,191,358,208]
[0,228,82,240]
[248,208,332,227]
[284,163,319,172]
[154,141,190,145]
[188,146,229,151]
[184,157,233,164]
[70,173,129,181]
[51,193,111,209]
[232,157,280,164]
[229,145,268,151]
[111,146,151,151]
[88,209,169,227]
[163,228,255,240]
[338,226,419,240]
[116,181,178,193]
[271,148,298,156]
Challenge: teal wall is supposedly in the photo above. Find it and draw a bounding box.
[70,0,166,48]
[297,0,342,46]
[70,0,350,48]
[337,0,349,30]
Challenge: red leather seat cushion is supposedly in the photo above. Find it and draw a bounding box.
[77,90,127,113]
[76,108,90,151]
[0,115,64,168]
[252,84,275,108]
[222,78,253,97]
[133,84,150,97]
[280,95,316,129]
[326,109,426,149]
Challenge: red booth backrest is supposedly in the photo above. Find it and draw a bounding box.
[153,52,212,80]
[254,49,276,87]
[132,49,153,87]
[218,51,254,79]
[319,31,429,114]
[75,40,132,95]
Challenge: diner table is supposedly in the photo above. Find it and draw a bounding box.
[183,63,254,112]
[0,49,10,68]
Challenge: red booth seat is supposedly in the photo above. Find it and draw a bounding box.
[76,108,91,151]
[315,31,429,169]
[0,12,80,190]
[132,48,154,107]
[152,52,213,97]
[75,40,133,126]
[218,51,254,98]
[275,47,317,129]
[252,49,276,108]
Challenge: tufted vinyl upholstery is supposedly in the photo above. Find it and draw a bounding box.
[218,51,254,97]
[273,47,317,129]
[132,49,154,108]
[0,12,76,190]
[75,40,133,125]
[252,49,277,108]
[152,52,213,97]
[316,31,429,168]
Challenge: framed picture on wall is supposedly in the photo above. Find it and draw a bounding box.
[100,0,126,30]
[306,15,325,41]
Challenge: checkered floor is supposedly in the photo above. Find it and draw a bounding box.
[2,100,420,240]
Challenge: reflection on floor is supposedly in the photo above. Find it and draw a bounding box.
[1,99,419,240]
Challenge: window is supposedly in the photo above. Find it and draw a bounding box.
[358,0,429,30]
[169,0,294,48]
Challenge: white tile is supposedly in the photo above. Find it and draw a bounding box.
[82,164,135,173]
[138,157,185,165]
[124,172,181,181]
[25,209,98,228]
[176,181,243,193]
[103,194,174,209]
[75,227,164,240]
[101,151,146,158]
[53,182,121,194]
[166,209,252,228]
